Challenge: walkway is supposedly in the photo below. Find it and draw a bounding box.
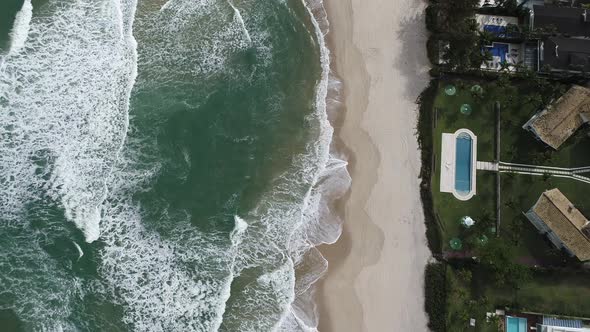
[477,161,590,184]
[476,161,499,171]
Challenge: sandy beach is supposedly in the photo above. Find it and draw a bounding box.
[317,0,432,331]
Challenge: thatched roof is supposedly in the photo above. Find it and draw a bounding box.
[531,189,590,261]
[527,85,590,149]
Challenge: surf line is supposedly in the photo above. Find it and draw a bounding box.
[7,0,33,56]
[226,0,252,44]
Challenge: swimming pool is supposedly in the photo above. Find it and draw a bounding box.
[455,133,472,195]
[506,316,527,332]
[440,128,477,200]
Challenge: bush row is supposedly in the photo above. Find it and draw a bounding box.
[416,80,442,255]
[424,263,448,332]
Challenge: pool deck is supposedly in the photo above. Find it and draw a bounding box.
[440,129,478,201]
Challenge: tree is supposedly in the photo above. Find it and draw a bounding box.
[476,239,531,289]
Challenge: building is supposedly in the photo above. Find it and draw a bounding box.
[540,36,590,73]
[474,14,540,71]
[525,188,590,261]
[523,85,590,149]
[476,14,520,38]
[501,311,590,332]
[538,316,590,332]
[532,5,590,37]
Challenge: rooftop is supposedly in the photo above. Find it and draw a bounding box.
[541,36,590,72]
[525,85,590,149]
[533,5,590,37]
[530,188,590,261]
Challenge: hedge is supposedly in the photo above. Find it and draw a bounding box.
[424,263,448,332]
[416,80,442,255]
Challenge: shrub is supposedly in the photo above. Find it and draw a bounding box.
[416,80,442,255]
[425,5,439,32]
[425,263,447,332]
[426,36,440,66]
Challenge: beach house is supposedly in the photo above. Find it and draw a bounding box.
[525,188,590,262]
[523,85,590,149]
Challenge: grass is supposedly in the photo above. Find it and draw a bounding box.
[486,270,590,318]
[430,78,590,253]
[446,265,590,331]
[432,80,498,250]
[426,76,590,331]
[446,265,501,331]
[500,88,590,168]
[500,174,589,264]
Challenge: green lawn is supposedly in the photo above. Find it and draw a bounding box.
[432,80,497,250]
[486,270,590,318]
[428,77,590,330]
[431,78,590,253]
[446,266,500,331]
[500,174,589,263]
[499,87,590,168]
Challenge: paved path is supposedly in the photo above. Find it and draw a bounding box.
[498,162,590,184]
[476,161,590,184]
[476,161,499,171]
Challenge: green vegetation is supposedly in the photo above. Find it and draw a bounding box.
[446,265,500,332]
[425,263,447,332]
[501,175,589,263]
[431,80,497,253]
[430,77,589,252]
[485,270,590,317]
[421,4,590,329]
[421,76,590,331]
[418,81,444,255]
[425,0,528,69]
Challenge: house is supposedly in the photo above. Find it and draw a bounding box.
[525,188,590,261]
[538,316,590,331]
[540,36,590,73]
[476,14,520,38]
[474,14,540,71]
[500,311,590,332]
[532,5,590,37]
[523,85,590,149]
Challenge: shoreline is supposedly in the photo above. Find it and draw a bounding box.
[316,0,432,330]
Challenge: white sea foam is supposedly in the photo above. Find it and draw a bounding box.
[7,0,32,55]
[0,0,138,242]
[227,0,252,44]
[92,1,260,329]
[90,0,346,330]
[276,0,350,330]
[72,241,84,260]
[168,0,349,330]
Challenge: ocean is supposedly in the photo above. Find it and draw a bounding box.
[0,0,349,331]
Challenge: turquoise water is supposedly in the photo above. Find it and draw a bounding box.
[0,0,347,330]
[455,133,472,194]
[506,316,527,332]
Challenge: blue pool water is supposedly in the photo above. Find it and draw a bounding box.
[455,133,472,194]
[506,316,527,332]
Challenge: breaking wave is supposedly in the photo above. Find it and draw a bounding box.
[0,0,138,242]
[0,0,349,330]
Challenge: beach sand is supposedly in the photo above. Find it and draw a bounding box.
[317,0,432,331]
